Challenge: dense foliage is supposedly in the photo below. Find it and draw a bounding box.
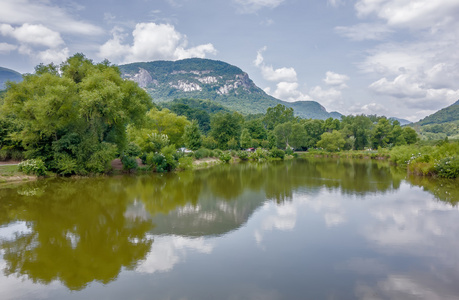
[0,54,152,175]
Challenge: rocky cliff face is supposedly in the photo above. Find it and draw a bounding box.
[119,58,341,119]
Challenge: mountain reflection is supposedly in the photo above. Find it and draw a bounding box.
[0,158,457,292]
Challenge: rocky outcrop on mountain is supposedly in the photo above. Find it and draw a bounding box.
[119,58,341,119]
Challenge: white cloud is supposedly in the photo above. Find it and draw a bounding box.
[355,0,459,30]
[335,23,393,41]
[0,23,64,48]
[137,235,213,274]
[309,86,343,107]
[0,23,68,65]
[36,48,70,65]
[328,0,345,8]
[0,0,103,36]
[0,42,17,54]
[254,47,297,82]
[272,82,312,102]
[324,71,349,88]
[99,23,217,64]
[233,0,285,13]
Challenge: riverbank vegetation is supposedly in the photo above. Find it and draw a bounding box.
[0,54,457,179]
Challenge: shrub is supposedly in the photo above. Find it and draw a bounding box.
[178,156,193,170]
[269,148,285,159]
[213,149,223,157]
[238,150,249,161]
[251,148,268,162]
[85,142,117,174]
[435,156,459,179]
[18,159,47,176]
[125,143,142,157]
[54,153,78,175]
[121,155,138,171]
[194,148,210,159]
[219,152,232,163]
[285,147,294,155]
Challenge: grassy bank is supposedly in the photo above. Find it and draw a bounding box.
[299,141,459,179]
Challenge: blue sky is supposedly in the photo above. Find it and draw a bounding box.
[1,0,459,121]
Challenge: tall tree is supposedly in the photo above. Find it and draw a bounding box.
[263,104,295,130]
[209,112,243,149]
[183,120,202,150]
[1,54,152,174]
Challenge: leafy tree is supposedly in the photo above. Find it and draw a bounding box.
[316,130,346,152]
[274,122,293,149]
[289,123,307,150]
[303,119,325,148]
[1,54,152,174]
[240,128,252,149]
[209,112,243,149]
[227,137,239,150]
[244,119,267,140]
[371,118,392,148]
[403,127,419,144]
[263,104,295,130]
[202,136,218,150]
[183,120,202,150]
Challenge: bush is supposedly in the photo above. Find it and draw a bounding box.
[121,155,138,171]
[238,150,249,161]
[125,143,142,157]
[194,148,210,159]
[213,149,223,157]
[219,152,232,163]
[54,153,78,175]
[435,156,459,178]
[178,156,193,170]
[285,147,294,155]
[18,159,47,176]
[85,142,117,174]
[251,148,268,162]
[269,148,285,159]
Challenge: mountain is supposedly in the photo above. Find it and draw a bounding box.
[389,117,412,126]
[0,67,22,89]
[119,58,340,120]
[411,100,459,140]
[417,100,459,125]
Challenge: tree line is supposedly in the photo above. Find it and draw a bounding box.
[0,54,419,175]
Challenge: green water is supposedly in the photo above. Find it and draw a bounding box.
[0,159,458,299]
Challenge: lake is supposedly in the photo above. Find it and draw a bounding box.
[1,158,459,300]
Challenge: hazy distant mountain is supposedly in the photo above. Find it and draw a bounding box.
[389,117,412,126]
[119,58,340,120]
[0,67,22,89]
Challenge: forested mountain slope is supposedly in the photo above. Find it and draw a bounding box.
[119,58,340,120]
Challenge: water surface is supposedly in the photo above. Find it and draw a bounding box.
[1,159,459,299]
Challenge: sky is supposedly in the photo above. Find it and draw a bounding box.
[1,0,459,122]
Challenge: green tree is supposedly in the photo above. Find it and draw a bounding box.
[240,128,252,149]
[263,104,295,130]
[403,127,419,144]
[303,119,325,148]
[1,54,152,174]
[274,122,293,149]
[371,118,392,148]
[316,130,346,152]
[210,112,243,149]
[289,123,307,150]
[183,120,202,150]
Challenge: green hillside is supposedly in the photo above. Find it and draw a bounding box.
[119,58,340,120]
[0,67,22,89]
[411,100,459,140]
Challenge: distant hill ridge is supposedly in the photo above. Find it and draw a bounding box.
[119,58,341,120]
[0,67,22,89]
[416,99,459,125]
